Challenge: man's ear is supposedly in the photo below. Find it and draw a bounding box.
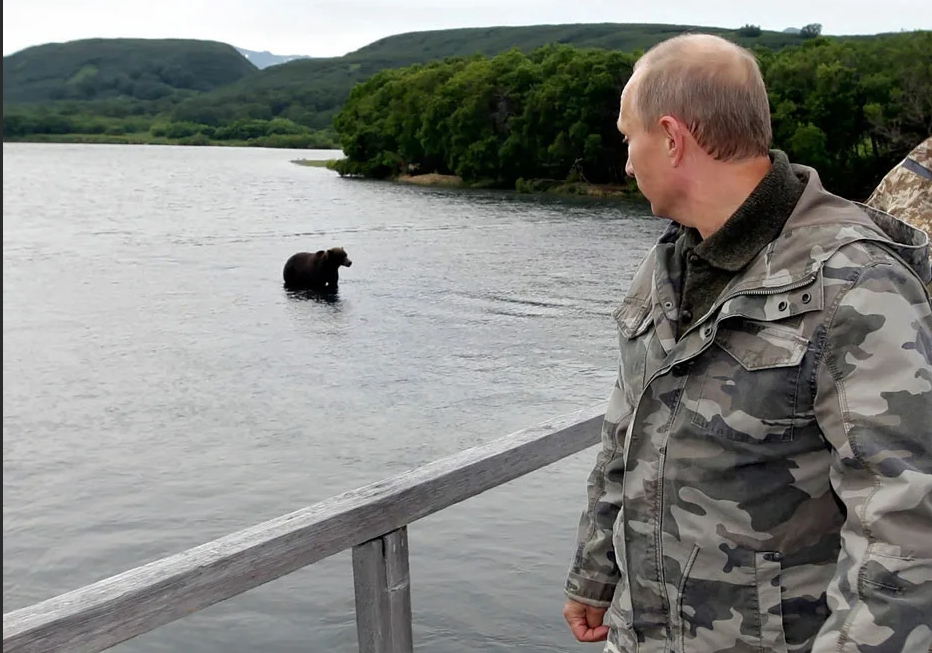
[658,115,685,166]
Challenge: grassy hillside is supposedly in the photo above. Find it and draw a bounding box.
[2,38,258,105]
[170,56,401,130]
[345,22,814,62]
[3,22,902,149]
[168,22,848,131]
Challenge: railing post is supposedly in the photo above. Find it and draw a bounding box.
[352,527,413,653]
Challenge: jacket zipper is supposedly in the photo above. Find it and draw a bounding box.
[634,270,817,627]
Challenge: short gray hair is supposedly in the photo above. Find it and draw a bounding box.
[631,34,772,161]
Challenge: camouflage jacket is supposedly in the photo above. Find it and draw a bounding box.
[866,136,932,247]
[565,164,932,653]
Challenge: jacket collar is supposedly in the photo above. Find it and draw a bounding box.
[629,161,931,337]
[693,149,805,272]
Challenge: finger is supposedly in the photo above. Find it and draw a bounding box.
[574,625,609,643]
[566,615,590,641]
[585,608,605,629]
[591,624,609,641]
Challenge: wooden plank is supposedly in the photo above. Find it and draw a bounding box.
[383,528,413,653]
[3,402,606,653]
[353,526,414,653]
[352,528,413,653]
[352,538,390,653]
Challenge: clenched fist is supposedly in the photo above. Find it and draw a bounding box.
[563,598,609,642]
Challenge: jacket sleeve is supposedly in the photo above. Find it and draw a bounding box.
[564,367,633,608]
[811,256,932,653]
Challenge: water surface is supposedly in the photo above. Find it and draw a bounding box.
[2,142,662,652]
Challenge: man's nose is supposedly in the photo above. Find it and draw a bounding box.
[624,158,634,177]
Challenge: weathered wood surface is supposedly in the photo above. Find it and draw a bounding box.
[3,402,606,653]
[382,528,413,653]
[352,528,413,653]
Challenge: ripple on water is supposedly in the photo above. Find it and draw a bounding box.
[2,143,661,652]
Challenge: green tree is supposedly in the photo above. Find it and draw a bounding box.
[800,23,823,38]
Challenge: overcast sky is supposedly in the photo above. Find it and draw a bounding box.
[3,0,929,57]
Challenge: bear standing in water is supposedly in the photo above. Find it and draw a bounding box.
[282,247,353,293]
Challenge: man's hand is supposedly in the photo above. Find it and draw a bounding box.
[563,598,609,642]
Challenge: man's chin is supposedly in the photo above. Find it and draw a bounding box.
[647,202,675,221]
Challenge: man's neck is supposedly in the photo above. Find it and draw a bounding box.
[679,155,773,239]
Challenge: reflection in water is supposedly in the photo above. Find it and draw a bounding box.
[285,288,343,304]
[2,142,661,653]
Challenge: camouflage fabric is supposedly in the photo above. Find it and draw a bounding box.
[565,162,932,652]
[864,136,932,295]
[866,136,932,244]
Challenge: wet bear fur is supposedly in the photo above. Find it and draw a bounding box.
[282,247,352,293]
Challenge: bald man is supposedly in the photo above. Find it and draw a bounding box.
[563,34,932,653]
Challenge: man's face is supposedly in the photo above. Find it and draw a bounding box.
[618,76,676,217]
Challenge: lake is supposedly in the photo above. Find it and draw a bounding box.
[2,142,662,652]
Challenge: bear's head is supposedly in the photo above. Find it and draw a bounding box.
[326,247,352,268]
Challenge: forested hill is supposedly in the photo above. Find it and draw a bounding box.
[2,38,259,104]
[163,21,861,131]
[330,31,931,201]
[4,22,853,117]
[3,23,919,162]
[345,22,816,62]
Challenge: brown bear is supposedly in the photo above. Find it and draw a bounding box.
[282,246,353,293]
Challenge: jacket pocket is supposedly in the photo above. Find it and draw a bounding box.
[755,552,789,653]
[847,544,932,650]
[614,296,654,409]
[613,295,653,340]
[689,320,811,443]
[677,546,789,653]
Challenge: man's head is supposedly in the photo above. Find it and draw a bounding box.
[618,34,772,221]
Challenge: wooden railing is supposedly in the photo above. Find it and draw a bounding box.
[2,402,607,653]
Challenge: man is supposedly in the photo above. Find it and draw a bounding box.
[563,34,932,653]
[865,136,932,293]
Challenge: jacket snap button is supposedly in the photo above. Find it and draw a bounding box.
[801,293,812,304]
[778,300,788,311]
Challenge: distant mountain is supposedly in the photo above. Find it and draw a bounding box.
[2,38,258,104]
[783,27,803,34]
[235,47,314,69]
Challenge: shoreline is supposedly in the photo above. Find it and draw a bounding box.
[291,160,643,201]
[3,134,341,150]
[395,172,640,201]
